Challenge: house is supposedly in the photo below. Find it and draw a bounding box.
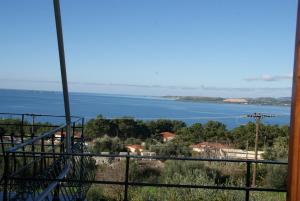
[126,144,144,153]
[140,151,156,160]
[222,148,264,160]
[191,142,229,152]
[160,131,176,142]
[2,136,21,144]
[191,142,264,160]
[54,131,82,139]
[191,142,229,158]
[53,131,82,144]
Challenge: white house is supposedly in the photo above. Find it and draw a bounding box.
[126,144,144,153]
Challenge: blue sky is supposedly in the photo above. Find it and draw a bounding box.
[0,0,297,97]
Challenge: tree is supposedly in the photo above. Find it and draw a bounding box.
[175,123,204,144]
[84,115,111,139]
[264,136,289,160]
[203,121,228,142]
[231,122,256,149]
[146,119,186,137]
[112,117,135,139]
[150,141,191,157]
[93,135,125,153]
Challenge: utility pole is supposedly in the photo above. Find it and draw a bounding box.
[247,113,274,187]
[53,0,71,153]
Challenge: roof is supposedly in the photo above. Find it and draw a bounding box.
[191,142,230,149]
[160,131,176,138]
[55,131,82,138]
[126,144,143,149]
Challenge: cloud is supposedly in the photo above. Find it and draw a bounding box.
[245,74,292,82]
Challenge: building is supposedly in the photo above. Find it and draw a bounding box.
[53,131,82,144]
[141,151,156,157]
[160,131,176,142]
[191,142,264,160]
[191,142,229,158]
[54,131,82,139]
[126,144,144,153]
[191,142,229,152]
[223,98,248,103]
[222,148,264,160]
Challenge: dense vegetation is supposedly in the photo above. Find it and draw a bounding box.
[0,116,289,201]
[85,115,289,158]
[87,159,287,201]
[83,115,288,200]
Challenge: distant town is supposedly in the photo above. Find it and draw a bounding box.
[163,96,291,106]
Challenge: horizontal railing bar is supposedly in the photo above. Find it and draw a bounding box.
[8,177,287,193]
[6,125,66,153]
[4,118,83,153]
[129,182,287,192]
[0,123,83,129]
[7,151,288,165]
[0,112,82,119]
[0,138,82,143]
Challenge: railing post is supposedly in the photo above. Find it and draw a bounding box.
[40,137,45,172]
[20,114,24,135]
[79,118,84,200]
[60,128,65,155]
[72,122,75,146]
[3,152,9,201]
[81,118,84,139]
[20,114,26,166]
[245,161,251,201]
[31,114,35,135]
[53,185,60,201]
[31,114,35,170]
[20,114,24,136]
[124,156,130,201]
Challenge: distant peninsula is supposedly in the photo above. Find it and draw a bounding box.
[162,96,291,106]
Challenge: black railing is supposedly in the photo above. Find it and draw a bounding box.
[0,113,96,201]
[0,113,288,201]
[0,112,84,155]
[3,152,288,201]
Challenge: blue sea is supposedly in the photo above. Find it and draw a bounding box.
[0,89,290,129]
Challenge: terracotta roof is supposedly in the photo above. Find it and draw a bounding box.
[160,132,176,138]
[126,144,143,149]
[191,142,230,149]
[55,131,81,138]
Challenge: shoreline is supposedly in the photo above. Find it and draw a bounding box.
[162,96,291,107]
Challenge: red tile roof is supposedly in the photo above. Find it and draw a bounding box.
[160,132,176,139]
[126,144,143,149]
[55,131,82,138]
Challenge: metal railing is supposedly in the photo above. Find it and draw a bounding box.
[0,113,96,201]
[3,152,288,201]
[0,113,288,201]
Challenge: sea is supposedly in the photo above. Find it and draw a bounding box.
[0,89,290,129]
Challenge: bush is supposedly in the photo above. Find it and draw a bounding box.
[93,135,125,153]
[86,185,111,201]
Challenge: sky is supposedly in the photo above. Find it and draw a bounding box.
[0,0,297,97]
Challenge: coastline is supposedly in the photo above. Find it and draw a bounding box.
[162,96,291,107]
